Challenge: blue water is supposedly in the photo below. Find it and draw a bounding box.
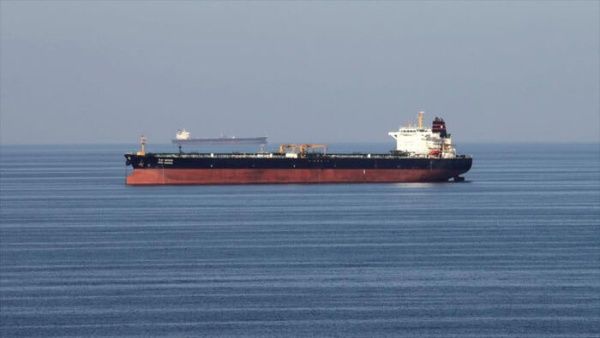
[1,143,599,337]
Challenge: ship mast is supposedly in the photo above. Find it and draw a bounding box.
[137,135,147,156]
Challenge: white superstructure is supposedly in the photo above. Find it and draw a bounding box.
[175,129,191,140]
[388,112,457,158]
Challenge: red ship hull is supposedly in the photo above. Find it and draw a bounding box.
[126,168,466,185]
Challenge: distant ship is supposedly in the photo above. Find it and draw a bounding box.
[172,129,267,146]
[126,112,472,185]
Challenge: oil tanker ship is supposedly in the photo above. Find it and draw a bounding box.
[125,112,472,185]
[172,129,267,146]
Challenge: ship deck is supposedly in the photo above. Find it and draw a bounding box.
[128,152,471,160]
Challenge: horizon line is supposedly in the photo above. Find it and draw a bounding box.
[1,141,599,147]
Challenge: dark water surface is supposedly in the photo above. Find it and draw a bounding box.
[1,143,599,337]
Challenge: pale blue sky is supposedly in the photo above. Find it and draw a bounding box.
[1,1,598,144]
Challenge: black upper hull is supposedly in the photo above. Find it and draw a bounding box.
[126,153,472,173]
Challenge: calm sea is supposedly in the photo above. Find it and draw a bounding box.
[1,143,599,337]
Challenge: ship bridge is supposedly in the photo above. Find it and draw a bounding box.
[388,112,456,158]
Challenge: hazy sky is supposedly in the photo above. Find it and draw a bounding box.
[1,1,598,144]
